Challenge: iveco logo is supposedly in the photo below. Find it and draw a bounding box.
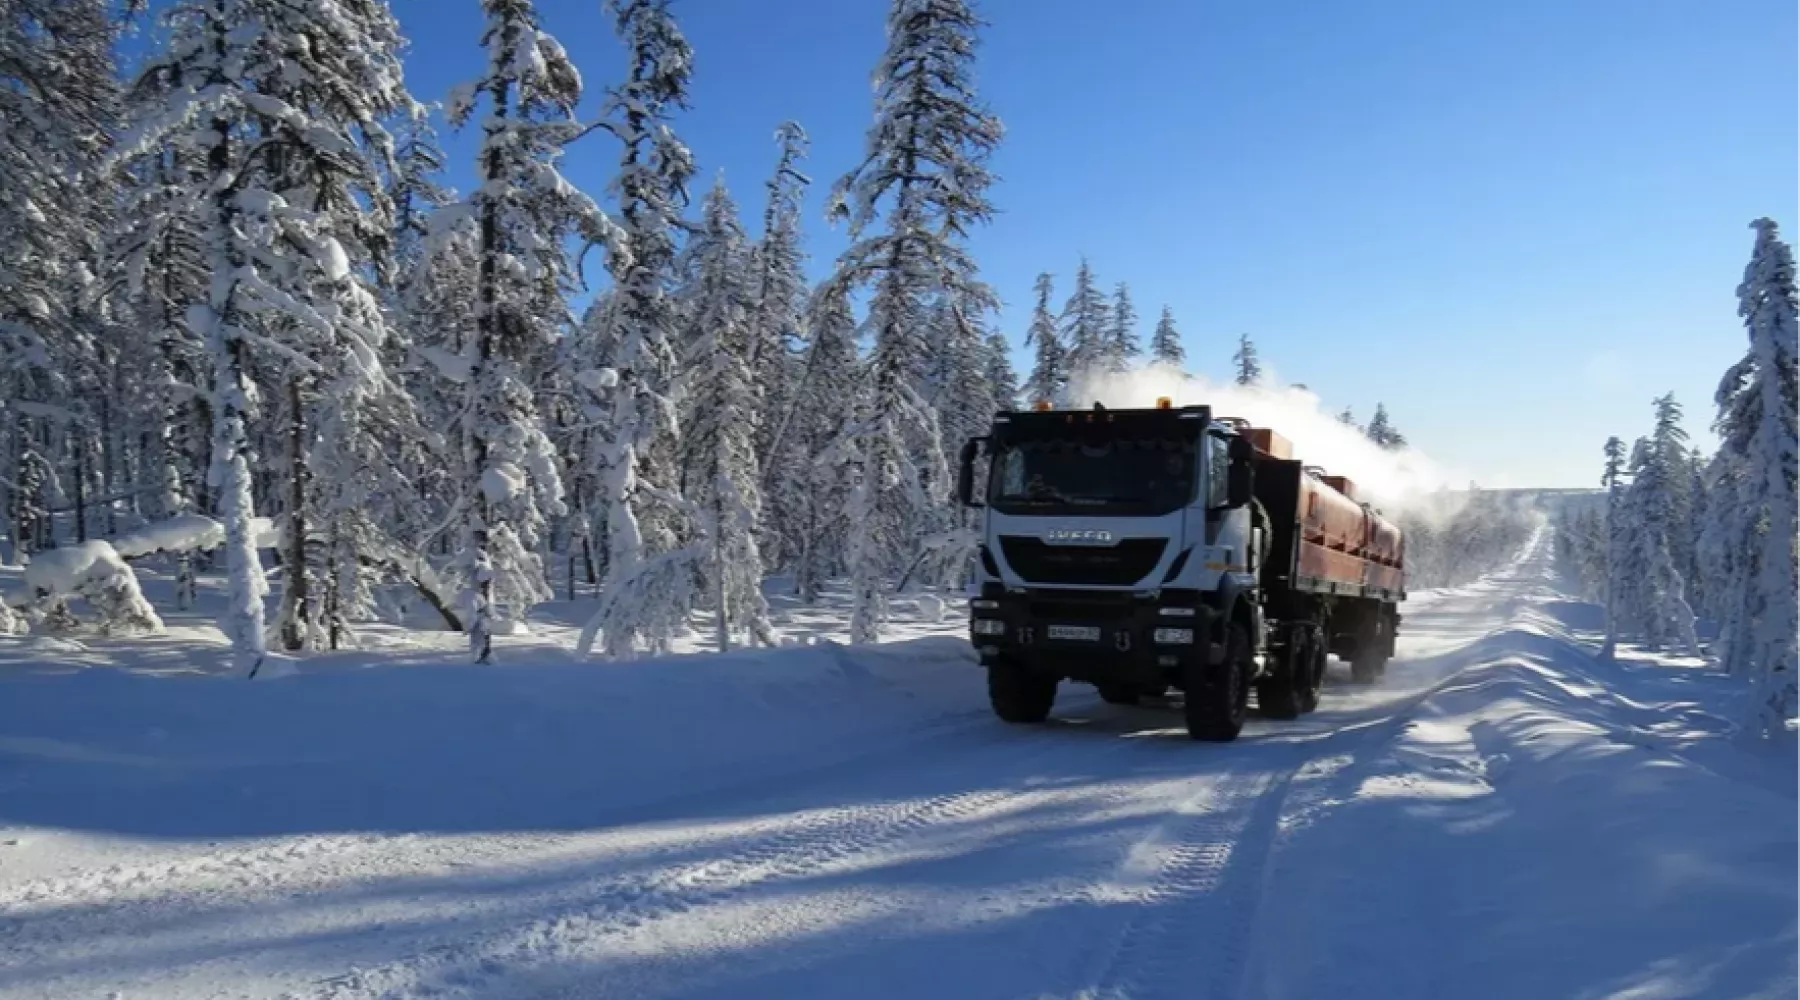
[1044,529,1116,546]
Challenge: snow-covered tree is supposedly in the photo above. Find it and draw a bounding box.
[1106,282,1138,371]
[787,279,861,602]
[1365,403,1406,449]
[747,122,809,453]
[985,331,1019,411]
[1022,272,1065,405]
[1059,257,1109,380]
[1232,333,1262,385]
[1,0,118,564]
[1692,449,1749,669]
[1712,217,1800,728]
[678,178,773,651]
[580,0,698,658]
[1618,409,1700,656]
[827,0,1002,642]
[1599,435,1628,661]
[114,0,424,669]
[1149,305,1184,367]
[927,292,1002,459]
[746,122,811,571]
[445,0,621,661]
[1337,406,1357,428]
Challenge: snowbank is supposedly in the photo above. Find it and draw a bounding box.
[1241,607,1797,1000]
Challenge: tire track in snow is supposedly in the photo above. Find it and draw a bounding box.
[0,832,399,911]
[309,785,1026,1000]
[1064,762,1295,1000]
[308,727,1174,1000]
[0,708,1008,943]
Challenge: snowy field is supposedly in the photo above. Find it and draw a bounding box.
[0,532,1793,1000]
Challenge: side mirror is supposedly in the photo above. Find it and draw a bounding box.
[956,437,988,508]
[1226,437,1254,508]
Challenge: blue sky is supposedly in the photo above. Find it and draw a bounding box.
[387,0,1796,488]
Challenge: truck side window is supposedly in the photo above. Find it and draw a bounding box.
[1208,435,1231,507]
[999,448,1025,496]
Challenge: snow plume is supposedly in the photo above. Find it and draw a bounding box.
[1067,363,1459,514]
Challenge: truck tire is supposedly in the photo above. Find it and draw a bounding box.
[1255,631,1303,721]
[988,659,1057,723]
[1257,625,1318,720]
[1350,614,1388,685]
[1186,622,1251,741]
[1297,627,1326,714]
[1097,683,1142,706]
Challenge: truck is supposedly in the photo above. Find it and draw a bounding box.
[954,398,1406,741]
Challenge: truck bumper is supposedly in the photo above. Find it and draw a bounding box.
[968,586,1215,687]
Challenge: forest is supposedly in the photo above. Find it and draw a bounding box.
[1,2,1790,734]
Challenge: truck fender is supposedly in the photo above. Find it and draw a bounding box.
[1201,583,1259,666]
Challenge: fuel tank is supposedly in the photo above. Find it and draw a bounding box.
[1252,438,1405,575]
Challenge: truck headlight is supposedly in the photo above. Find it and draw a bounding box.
[1153,628,1195,645]
[972,619,1006,636]
[971,598,1000,610]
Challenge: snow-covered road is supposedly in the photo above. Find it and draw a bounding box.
[1,530,1793,1000]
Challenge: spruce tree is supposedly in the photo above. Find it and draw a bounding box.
[1365,403,1406,449]
[1716,218,1800,726]
[789,279,860,602]
[985,332,1020,411]
[1106,282,1138,371]
[1149,305,1184,366]
[1022,272,1065,405]
[448,0,619,661]
[1059,257,1109,381]
[1599,436,1628,661]
[748,121,810,466]
[678,178,773,651]
[828,0,1002,642]
[1232,333,1262,385]
[580,0,700,658]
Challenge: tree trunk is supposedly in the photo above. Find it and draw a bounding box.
[465,57,515,664]
[279,377,309,651]
[72,429,88,543]
[99,386,117,535]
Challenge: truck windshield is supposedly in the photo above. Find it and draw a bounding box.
[988,434,1197,515]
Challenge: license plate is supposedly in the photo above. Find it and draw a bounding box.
[1047,625,1101,642]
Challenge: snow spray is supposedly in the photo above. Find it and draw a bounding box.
[1065,363,1463,518]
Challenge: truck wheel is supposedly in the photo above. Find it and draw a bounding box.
[1297,628,1326,714]
[1097,683,1141,706]
[1350,616,1388,684]
[1186,622,1251,741]
[1255,630,1303,721]
[988,659,1057,723]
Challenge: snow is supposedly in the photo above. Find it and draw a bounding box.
[480,463,526,504]
[109,513,280,558]
[16,541,163,634]
[20,544,117,597]
[574,366,619,391]
[313,234,351,281]
[0,533,1790,999]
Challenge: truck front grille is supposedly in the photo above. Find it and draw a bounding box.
[998,536,1168,587]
